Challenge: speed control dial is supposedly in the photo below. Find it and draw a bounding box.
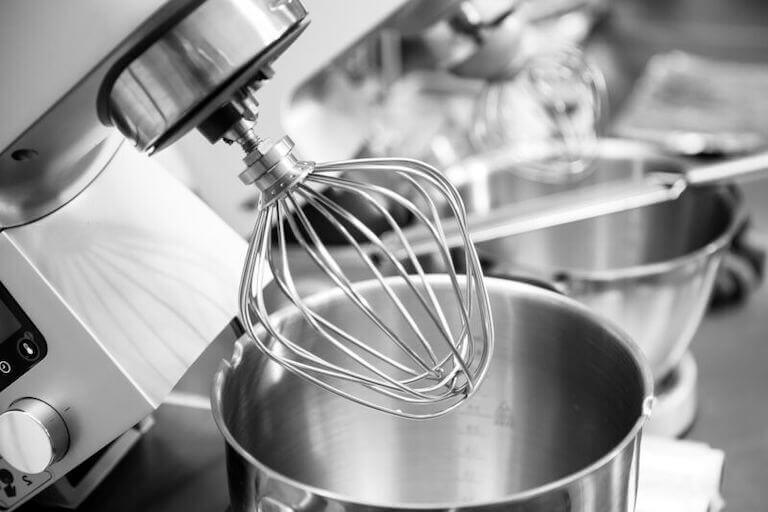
[0,398,69,474]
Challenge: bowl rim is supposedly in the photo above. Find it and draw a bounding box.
[211,275,654,510]
[522,186,743,282]
[453,138,746,282]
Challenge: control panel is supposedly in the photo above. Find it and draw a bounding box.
[0,281,47,392]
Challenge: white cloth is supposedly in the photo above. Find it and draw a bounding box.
[637,436,725,512]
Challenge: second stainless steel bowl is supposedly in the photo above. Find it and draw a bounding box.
[444,138,744,381]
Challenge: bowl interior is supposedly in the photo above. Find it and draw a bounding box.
[218,277,648,505]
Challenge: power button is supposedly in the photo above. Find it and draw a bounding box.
[16,332,40,362]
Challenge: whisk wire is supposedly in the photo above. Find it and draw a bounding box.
[238,142,494,418]
[391,158,490,374]
[270,205,398,371]
[283,191,442,377]
[305,177,466,348]
[307,174,478,375]
[312,161,486,378]
[266,203,449,398]
[296,184,481,393]
[391,169,478,366]
[278,204,436,380]
[297,185,446,367]
[240,211,464,408]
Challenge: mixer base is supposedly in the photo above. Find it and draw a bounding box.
[646,352,698,438]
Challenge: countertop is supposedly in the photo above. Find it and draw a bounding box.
[688,184,768,510]
[22,0,768,510]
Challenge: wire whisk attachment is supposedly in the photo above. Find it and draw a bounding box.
[472,45,606,182]
[237,136,493,419]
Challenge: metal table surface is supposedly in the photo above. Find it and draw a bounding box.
[22,0,768,510]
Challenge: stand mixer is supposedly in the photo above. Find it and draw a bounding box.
[0,0,437,508]
[0,0,628,507]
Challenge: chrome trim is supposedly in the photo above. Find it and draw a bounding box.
[108,0,308,152]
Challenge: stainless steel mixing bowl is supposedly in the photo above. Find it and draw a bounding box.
[212,276,653,512]
[442,138,744,382]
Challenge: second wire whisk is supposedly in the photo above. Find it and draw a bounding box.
[237,136,493,419]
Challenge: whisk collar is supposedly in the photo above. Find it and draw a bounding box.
[239,136,313,207]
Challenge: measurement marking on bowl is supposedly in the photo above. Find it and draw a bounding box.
[460,469,480,483]
[460,423,484,436]
[459,444,485,460]
[454,393,503,501]
[494,401,515,428]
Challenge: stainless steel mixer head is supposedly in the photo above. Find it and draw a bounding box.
[237,136,494,419]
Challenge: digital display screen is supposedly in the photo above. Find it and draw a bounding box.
[0,300,20,342]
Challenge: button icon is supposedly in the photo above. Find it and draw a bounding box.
[0,469,15,498]
[0,361,10,374]
[0,461,53,508]
[16,332,39,362]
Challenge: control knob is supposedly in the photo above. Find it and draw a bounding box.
[0,398,69,474]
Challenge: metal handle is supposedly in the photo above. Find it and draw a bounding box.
[685,150,768,185]
[387,150,768,257]
[389,179,684,257]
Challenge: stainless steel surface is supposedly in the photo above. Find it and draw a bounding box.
[396,170,684,255]
[395,137,766,260]
[389,138,686,254]
[399,132,768,255]
[429,139,744,381]
[169,0,411,236]
[0,398,69,474]
[108,0,308,152]
[685,149,768,185]
[25,250,766,512]
[238,139,492,418]
[238,137,309,204]
[214,276,653,511]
